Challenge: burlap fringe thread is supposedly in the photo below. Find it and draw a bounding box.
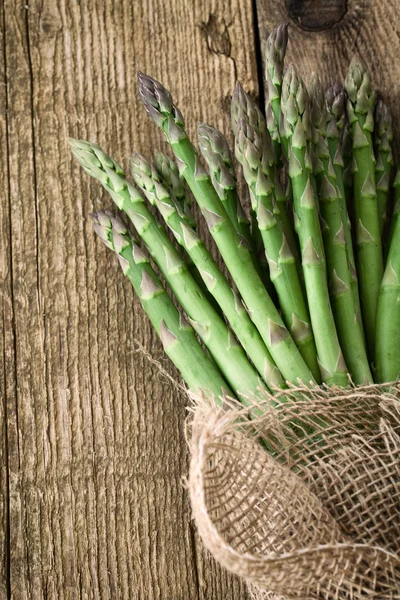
[188,383,400,599]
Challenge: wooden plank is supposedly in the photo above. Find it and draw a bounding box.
[255,0,400,138]
[3,3,46,598]
[0,1,12,596]
[4,0,258,597]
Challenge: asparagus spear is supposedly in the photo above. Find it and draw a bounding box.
[386,166,400,258]
[235,117,320,381]
[232,83,299,266]
[69,138,269,401]
[231,83,275,284]
[310,78,372,384]
[265,22,289,159]
[281,65,348,386]
[375,212,400,382]
[325,84,363,339]
[341,119,353,213]
[197,123,251,241]
[345,58,383,359]
[197,122,277,298]
[152,150,227,314]
[137,72,315,385]
[265,92,282,161]
[131,152,284,389]
[91,209,231,398]
[153,151,194,222]
[374,98,393,236]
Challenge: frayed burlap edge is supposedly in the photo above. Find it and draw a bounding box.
[187,383,400,599]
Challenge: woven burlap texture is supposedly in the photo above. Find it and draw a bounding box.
[188,383,400,599]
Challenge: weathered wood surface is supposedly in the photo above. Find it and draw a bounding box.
[2,0,400,598]
[0,0,257,598]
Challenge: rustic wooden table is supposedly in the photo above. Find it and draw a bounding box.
[1,1,399,598]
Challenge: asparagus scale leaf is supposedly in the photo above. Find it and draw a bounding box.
[265,22,289,160]
[91,210,231,399]
[137,72,316,385]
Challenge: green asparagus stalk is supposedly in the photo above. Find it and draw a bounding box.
[341,120,353,212]
[69,138,268,401]
[265,22,289,159]
[197,123,251,241]
[310,78,372,384]
[265,20,297,262]
[250,210,272,290]
[197,122,277,298]
[137,72,315,385]
[386,166,400,258]
[281,65,348,386]
[135,152,222,315]
[120,150,221,314]
[345,58,383,359]
[232,83,299,265]
[235,118,320,381]
[325,84,363,339]
[374,98,393,236]
[131,152,285,389]
[375,212,400,382]
[231,82,275,284]
[265,92,282,161]
[91,209,231,398]
[153,151,194,222]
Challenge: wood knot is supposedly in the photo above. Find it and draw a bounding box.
[40,6,62,35]
[286,0,347,31]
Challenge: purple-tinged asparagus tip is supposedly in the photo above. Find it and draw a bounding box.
[326,83,346,120]
[137,72,184,128]
[266,22,289,60]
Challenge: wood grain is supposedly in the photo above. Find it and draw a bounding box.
[256,0,400,145]
[0,1,12,596]
[1,0,258,597]
[5,0,399,597]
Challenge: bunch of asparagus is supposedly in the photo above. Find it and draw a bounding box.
[70,23,400,404]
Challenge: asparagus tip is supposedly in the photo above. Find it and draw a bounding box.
[91,209,133,256]
[131,151,151,174]
[266,22,289,58]
[232,81,246,103]
[325,83,346,120]
[308,73,325,128]
[137,72,184,128]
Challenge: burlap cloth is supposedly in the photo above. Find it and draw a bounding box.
[187,383,400,599]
